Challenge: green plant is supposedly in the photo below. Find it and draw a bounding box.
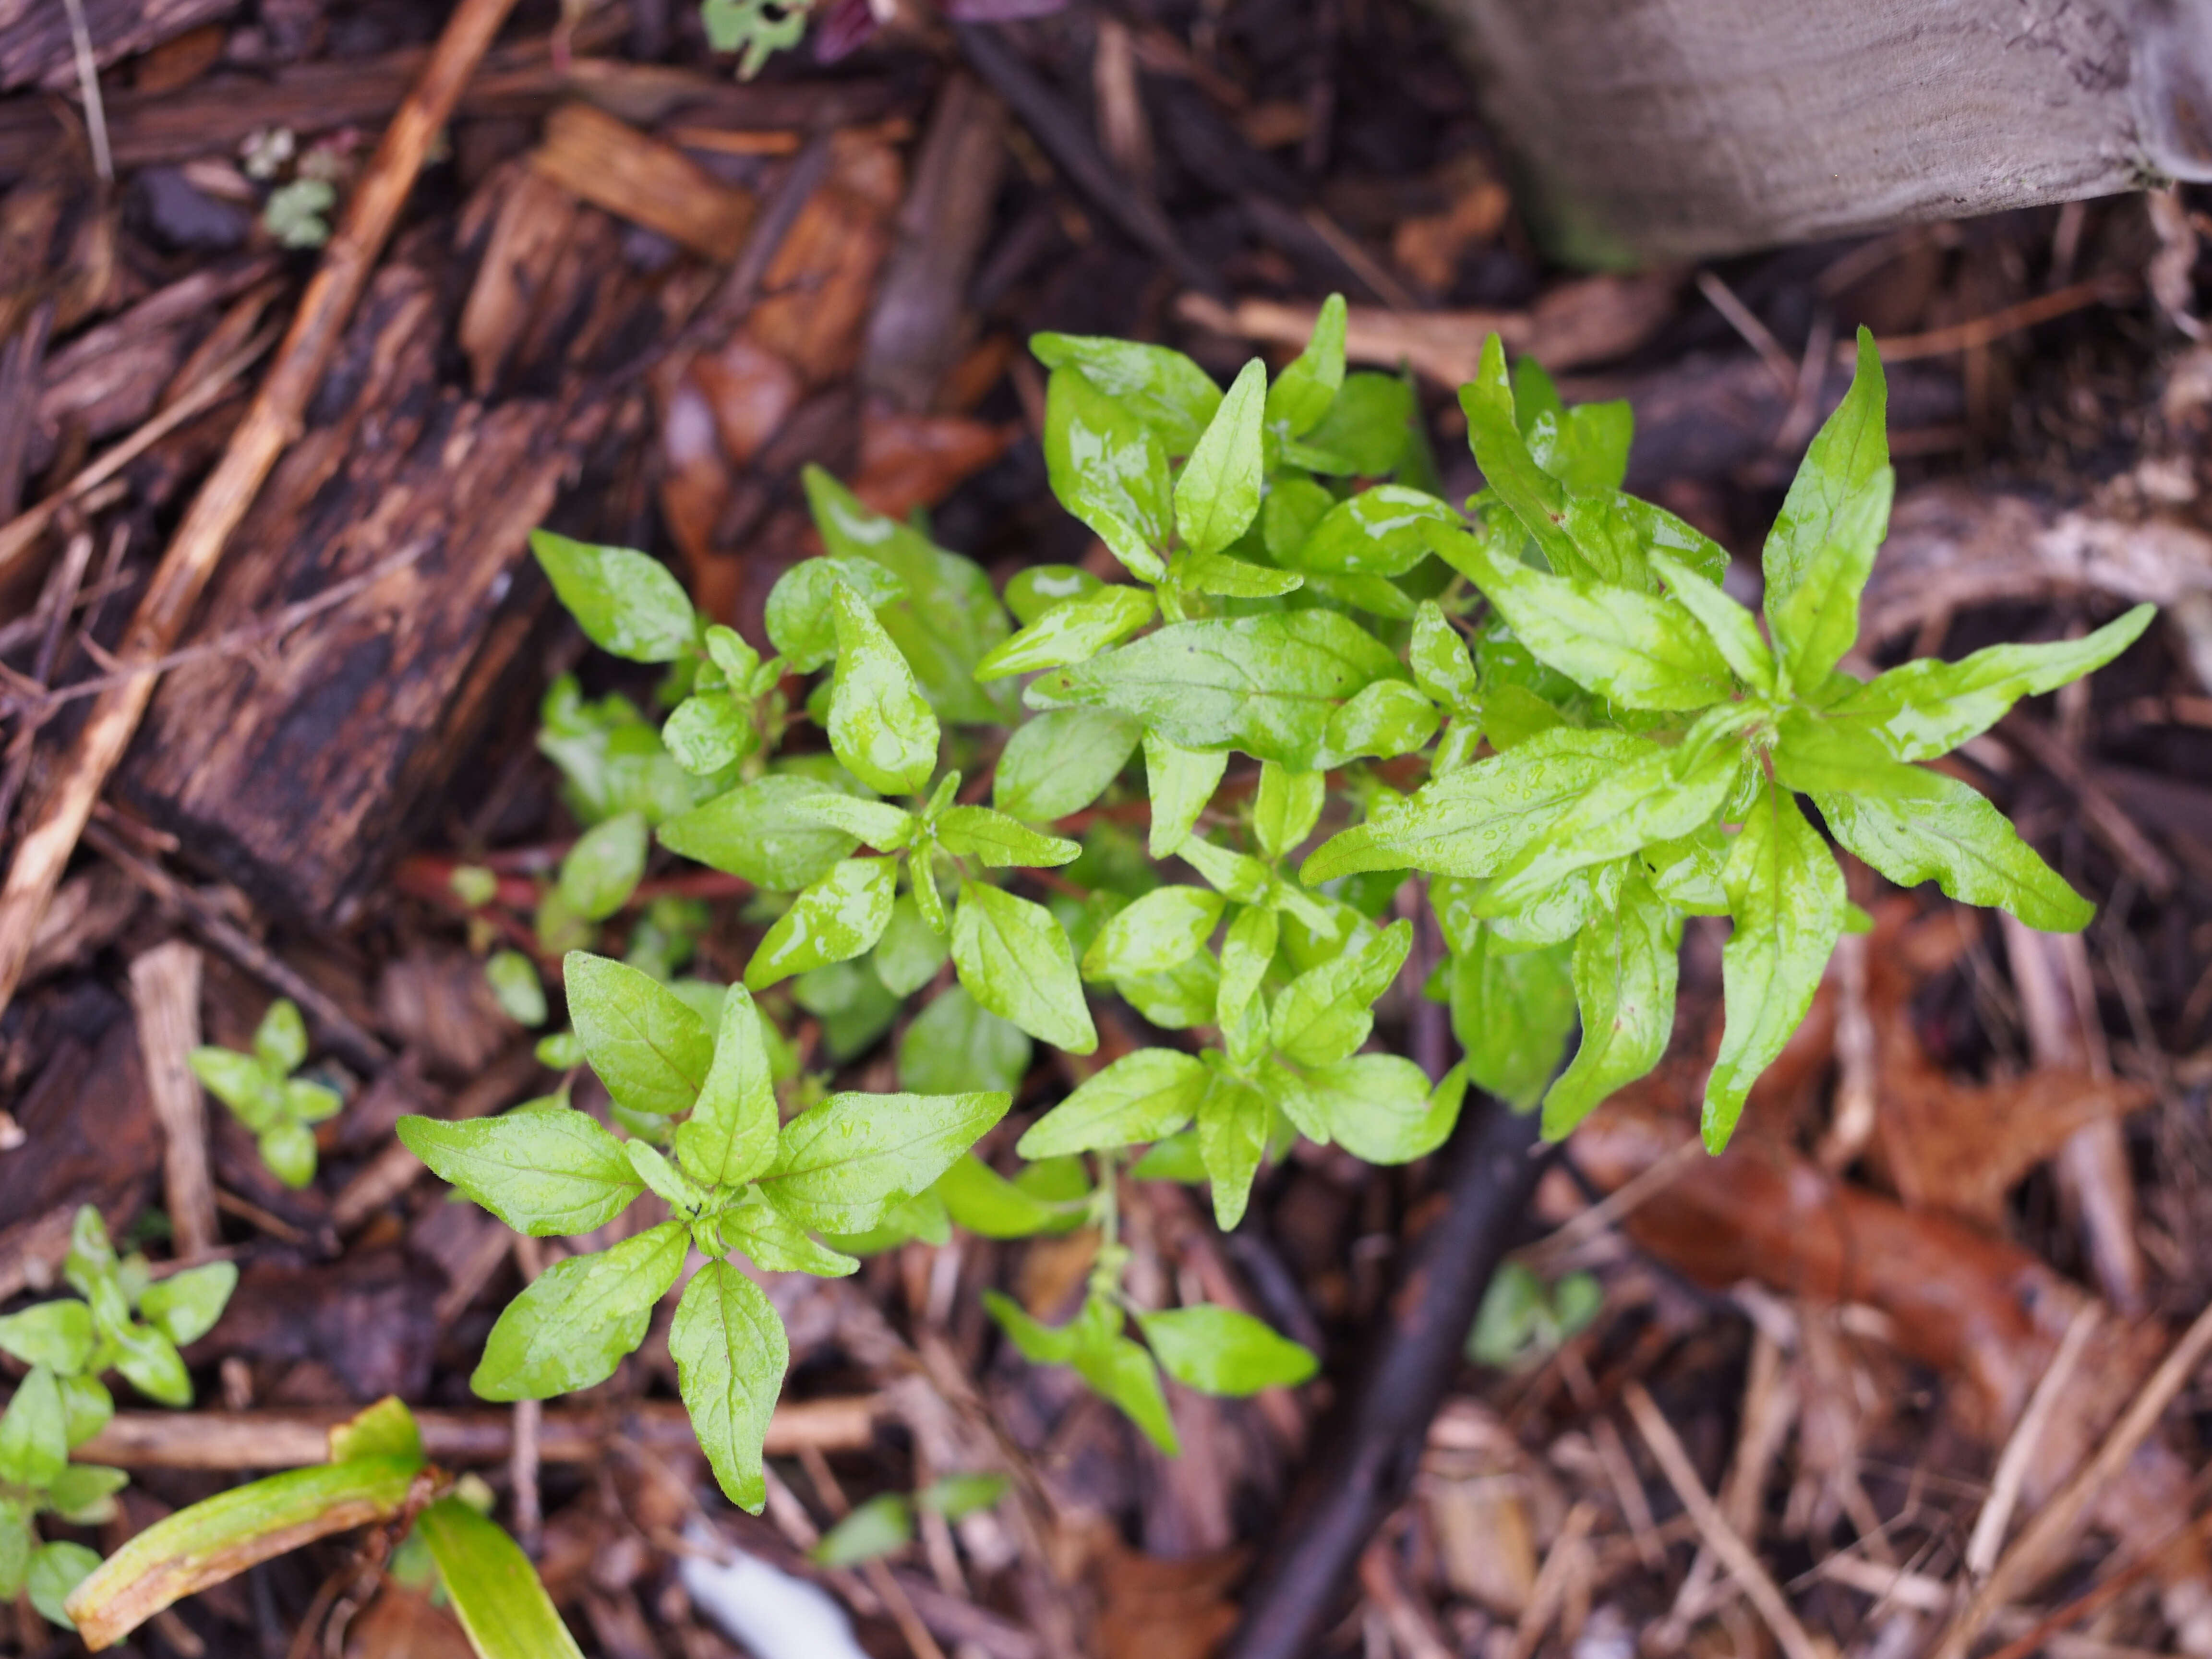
[62,1396,579,1657]
[809,1471,1010,1567]
[0,1207,236,1629]
[401,302,2149,1486]
[189,997,343,1187]
[1466,1262,1603,1369]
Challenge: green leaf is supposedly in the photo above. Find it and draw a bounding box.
[57,1376,110,1449]
[1817,770,2093,932]
[760,1089,1010,1233]
[282,1078,342,1125]
[415,1496,587,1659]
[1174,359,1267,557]
[1769,466,1894,696]
[1004,565,1101,627]
[1043,366,1173,581]
[1541,873,1681,1139]
[745,856,899,990]
[328,1396,422,1464]
[1196,1071,1268,1230]
[1294,372,1414,476]
[1458,337,1587,579]
[0,1303,93,1373]
[812,1493,913,1565]
[1322,679,1439,764]
[1179,549,1304,598]
[485,950,548,1027]
[1824,604,2156,762]
[659,773,861,891]
[1704,779,1845,1151]
[1522,381,1633,495]
[112,1322,191,1407]
[1072,1333,1180,1455]
[790,789,917,852]
[1032,333,1223,453]
[765,556,907,673]
[1252,764,1325,861]
[1143,733,1227,857]
[1449,929,1575,1110]
[937,806,1082,869]
[976,585,1156,680]
[1216,905,1280,1065]
[0,1502,24,1601]
[714,1188,861,1277]
[995,708,1144,824]
[1269,1052,1456,1161]
[951,882,1097,1053]
[1109,951,1222,1030]
[670,1261,788,1513]
[1409,601,1480,710]
[565,952,715,1117]
[1283,486,1452,577]
[1176,834,1271,902]
[1082,885,1225,979]
[1265,293,1346,438]
[472,1222,688,1399]
[29,1539,101,1629]
[1130,1132,1207,1182]
[138,1262,238,1347]
[532,531,697,663]
[558,810,648,922]
[1137,1306,1318,1395]
[676,985,783,1189]
[1763,326,1890,616]
[917,1472,1009,1520]
[0,1367,66,1488]
[873,896,949,996]
[1270,920,1411,1066]
[1028,611,1406,771]
[190,1047,279,1126]
[253,1118,313,1188]
[1018,1049,1210,1157]
[937,1154,1072,1238]
[983,1289,1080,1364]
[663,691,756,776]
[46,1463,129,1526]
[829,585,940,795]
[254,998,308,1074]
[900,986,1033,1095]
[1650,551,1774,693]
[1431,522,1734,709]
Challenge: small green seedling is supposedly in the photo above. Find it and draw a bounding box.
[410,301,2148,1469]
[63,1396,579,1658]
[189,998,342,1187]
[1467,1262,1604,1369]
[0,1207,236,1629]
[809,1472,1010,1568]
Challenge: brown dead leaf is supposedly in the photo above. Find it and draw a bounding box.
[1392,155,1510,293]
[1875,1064,2151,1224]
[852,408,1014,522]
[692,337,804,469]
[1095,1542,1248,1659]
[747,134,904,386]
[345,1583,475,1659]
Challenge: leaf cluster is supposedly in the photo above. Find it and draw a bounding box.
[189,998,343,1187]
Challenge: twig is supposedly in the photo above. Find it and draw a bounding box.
[59,0,112,183]
[1933,1295,2212,1659]
[1980,1510,2212,1659]
[1510,1499,1596,1659]
[1696,270,1795,396]
[1623,1381,1822,1659]
[1222,1094,1549,1659]
[83,818,393,1072]
[0,541,433,717]
[0,0,524,1021]
[76,1398,881,1469]
[1866,274,2135,362]
[510,1398,542,1554]
[127,941,219,1262]
[2000,713,2177,899]
[1964,1295,2100,1580]
[1526,1136,1702,1272]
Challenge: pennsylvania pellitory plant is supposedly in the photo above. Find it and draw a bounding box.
[399,303,2152,1509]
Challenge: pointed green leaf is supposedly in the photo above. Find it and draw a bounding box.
[1541,873,1680,1139]
[1076,1333,1181,1453]
[765,555,906,673]
[1137,1306,1317,1395]
[1004,565,1101,627]
[1081,885,1225,979]
[789,792,917,851]
[745,856,899,990]
[812,1493,914,1565]
[759,1088,1010,1233]
[937,1154,1076,1239]
[1032,334,1223,452]
[402,1110,646,1238]
[472,1223,688,1400]
[1322,678,1439,764]
[1449,929,1575,1110]
[137,1262,236,1348]
[1174,359,1268,557]
[951,881,1097,1053]
[671,1261,788,1514]
[983,1289,1081,1364]
[873,896,949,996]
[828,584,940,795]
[1252,765,1325,862]
[1650,550,1773,693]
[899,986,1033,1095]
[976,585,1156,680]
[1282,485,1452,577]
[29,1540,101,1629]
[1271,920,1412,1066]
[715,1188,861,1277]
[253,999,308,1074]
[565,952,715,1116]
[1817,770,2093,932]
[1179,549,1304,598]
[1704,780,1845,1151]
[558,811,648,922]
[1195,1071,1268,1231]
[46,1463,129,1526]
[1763,326,1890,613]
[1042,365,1172,581]
[937,806,1082,869]
[0,1303,94,1374]
[1264,293,1346,438]
[1018,1049,1211,1158]
[1458,336,1588,579]
[112,1323,191,1406]
[1409,601,1480,710]
[677,985,783,1189]
[995,708,1144,823]
[659,774,860,891]
[1143,733,1227,857]
[416,1496,588,1659]
[1269,1052,1458,1163]
[0,1367,66,1488]
[663,691,755,776]
[532,531,697,663]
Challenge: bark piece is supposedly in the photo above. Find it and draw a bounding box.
[531,100,755,263]
[126,939,217,1262]
[0,0,232,92]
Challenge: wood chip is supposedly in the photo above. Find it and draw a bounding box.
[531,101,756,263]
[126,940,217,1261]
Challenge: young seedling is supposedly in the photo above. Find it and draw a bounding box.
[413,299,2148,1463]
[0,1207,235,1631]
[809,1471,1011,1568]
[189,998,342,1187]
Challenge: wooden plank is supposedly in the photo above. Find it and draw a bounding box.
[1436,0,2212,262]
